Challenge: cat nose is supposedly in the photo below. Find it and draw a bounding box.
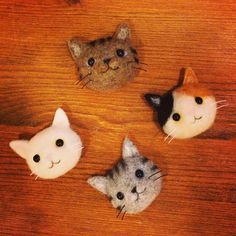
[131,186,137,193]
[103,58,111,64]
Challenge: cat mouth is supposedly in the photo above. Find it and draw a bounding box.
[101,66,119,74]
[49,160,61,169]
[135,188,147,202]
[192,116,202,124]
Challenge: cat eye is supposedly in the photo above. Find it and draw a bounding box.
[33,154,40,163]
[172,113,181,121]
[116,49,126,57]
[56,139,64,147]
[135,169,144,178]
[87,57,95,67]
[195,97,203,104]
[116,192,124,200]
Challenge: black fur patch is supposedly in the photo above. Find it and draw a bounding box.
[151,165,158,171]
[142,157,149,163]
[108,196,113,201]
[99,38,106,44]
[145,92,173,127]
[106,170,114,179]
[119,159,127,169]
[130,47,137,54]
[89,40,96,47]
[157,92,173,127]
[114,165,120,174]
[89,37,112,47]
[134,57,139,64]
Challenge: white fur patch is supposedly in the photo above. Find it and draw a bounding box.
[163,92,217,139]
[9,108,83,179]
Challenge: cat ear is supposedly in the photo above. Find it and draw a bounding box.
[9,140,29,159]
[122,137,140,159]
[145,94,161,109]
[68,38,84,61]
[113,23,131,41]
[183,67,199,85]
[52,108,70,127]
[87,176,108,195]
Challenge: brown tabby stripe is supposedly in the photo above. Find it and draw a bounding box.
[89,36,113,46]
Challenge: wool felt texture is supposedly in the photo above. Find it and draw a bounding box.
[68,23,140,91]
[9,108,83,179]
[87,138,163,215]
[145,68,217,139]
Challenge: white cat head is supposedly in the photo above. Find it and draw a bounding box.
[88,138,163,215]
[9,108,83,179]
[145,68,218,139]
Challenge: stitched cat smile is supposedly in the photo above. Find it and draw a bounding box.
[101,66,120,74]
[192,116,203,124]
[68,23,141,91]
[49,160,61,169]
[9,108,83,179]
[134,187,147,202]
[88,138,163,215]
[145,68,217,140]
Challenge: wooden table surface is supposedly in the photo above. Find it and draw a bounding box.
[0,0,235,235]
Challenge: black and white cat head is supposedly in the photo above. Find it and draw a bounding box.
[87,138,163,215]
[145,68,218,139]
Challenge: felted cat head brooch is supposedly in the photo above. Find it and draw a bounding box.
[9,108,83,179]
[68,23,142,91]
[88,138,164,217]
[145,68,226,140]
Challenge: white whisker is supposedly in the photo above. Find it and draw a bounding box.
[30,172,33,176]
[35,176,38,180]
[210,100,228,107]
[216,100,227,104]
[164,128,176,142]
[168,136,175,144]
[217,104,229,110]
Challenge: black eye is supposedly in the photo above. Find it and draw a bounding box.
[88,57,95,67]
[116,192,124,200]
[135,169,144,178]
[195,97,203,104]
[116,49,125,57]
[56,139,64,147]
[172,113,181,121]
[33,154,40,163]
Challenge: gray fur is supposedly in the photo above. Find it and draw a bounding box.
[87,138,163,214]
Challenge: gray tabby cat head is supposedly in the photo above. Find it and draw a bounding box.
[87,138,163,216]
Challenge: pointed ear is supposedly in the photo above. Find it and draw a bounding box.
[122,137,140,159]
[145,93,161,109]
[9,140,29,159]
[113,23,131,41]
[183,67,199,85]
[52,108,70,127]
[68,38,84,61]
[87,176,108,195]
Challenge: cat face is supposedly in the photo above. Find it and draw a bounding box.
[88,138,162,215]
[68,23,139,91]
[9,108,83,179]
[145,68,217,139]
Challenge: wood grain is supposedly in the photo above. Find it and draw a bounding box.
[0,0,235,235]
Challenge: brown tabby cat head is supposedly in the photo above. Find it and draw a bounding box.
[68,23,140,91]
